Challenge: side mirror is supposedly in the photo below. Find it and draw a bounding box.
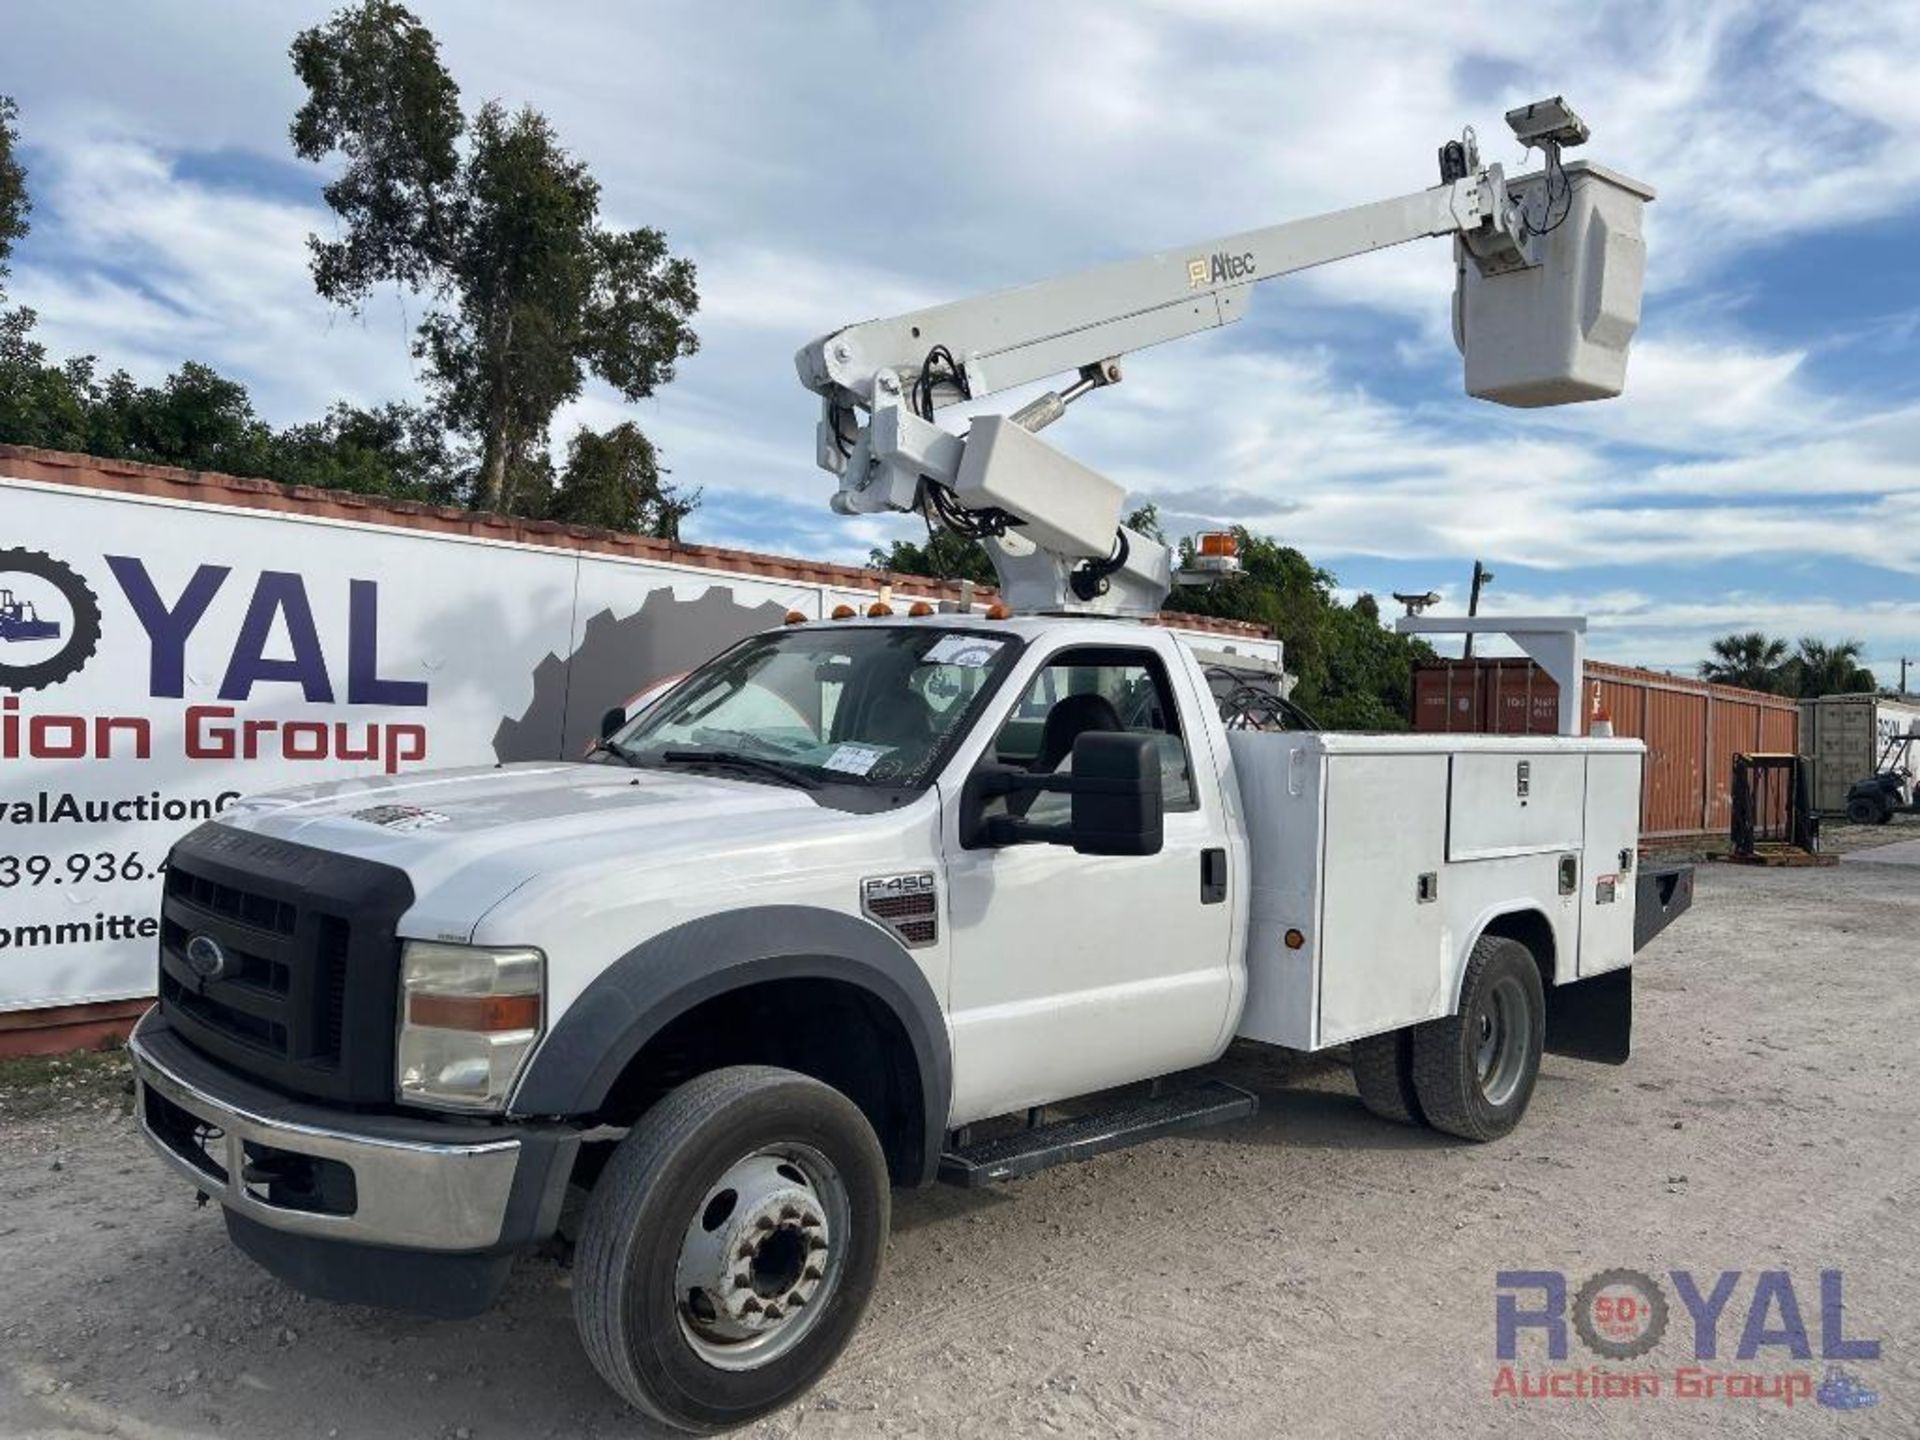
[1067,732,1163,856]
[600,705,627,740]
[962,733,1164,855]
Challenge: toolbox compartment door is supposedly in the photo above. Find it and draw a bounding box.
[1317,753,1450,1045]
[1447,751,1585,861]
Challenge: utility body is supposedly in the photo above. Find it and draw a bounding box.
[127,100,1689,1431]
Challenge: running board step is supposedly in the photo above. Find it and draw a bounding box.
[938,1080,1257,1187]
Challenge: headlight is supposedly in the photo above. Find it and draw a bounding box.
[397,941,544,1111]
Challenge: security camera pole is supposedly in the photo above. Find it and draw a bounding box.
[1462,559,1494,659]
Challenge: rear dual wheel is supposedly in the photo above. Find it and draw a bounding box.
[1352,935,1545,1142]
[574,1066,889,1433]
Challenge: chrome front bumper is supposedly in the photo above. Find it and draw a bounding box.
[130,1018,524,1252]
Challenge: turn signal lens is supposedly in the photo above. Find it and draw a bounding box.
[407,992,541,1032]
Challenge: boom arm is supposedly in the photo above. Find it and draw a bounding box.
[796,99,1649,616]
[797,173,1511,413]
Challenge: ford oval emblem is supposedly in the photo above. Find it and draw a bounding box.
[184,933,230,982]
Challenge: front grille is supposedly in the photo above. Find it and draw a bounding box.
[156,824,413,1105]
[167,867,297,936]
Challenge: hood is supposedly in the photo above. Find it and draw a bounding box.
[216,762,852,934]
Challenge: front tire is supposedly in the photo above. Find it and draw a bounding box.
[1410,935,1544,1142]
[1846,796,1882,826]
[574,1066,890,1433]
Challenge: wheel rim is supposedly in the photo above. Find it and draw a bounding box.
[1473,975,1533,1108]
[673,1143,849,1371]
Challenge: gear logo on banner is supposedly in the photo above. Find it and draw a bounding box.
[0,548,101,692]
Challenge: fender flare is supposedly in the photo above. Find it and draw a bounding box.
[1450,902,1560,1012]
[508,905,952,1184]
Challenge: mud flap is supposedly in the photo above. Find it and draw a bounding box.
[1544,965,1631,1065]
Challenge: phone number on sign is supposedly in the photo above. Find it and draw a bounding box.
[0,852,171,887]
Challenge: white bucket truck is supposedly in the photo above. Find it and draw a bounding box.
[129,99,1688,1431]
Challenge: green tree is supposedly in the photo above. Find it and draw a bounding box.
[1124,501,1166,544]
[1781,637,1875,698]
[0,96,27,294]
[268,401,456,500]
[868,528,998,585]
[547,421,698,538]
[1699,631,1789,692]
[290,2,700,515]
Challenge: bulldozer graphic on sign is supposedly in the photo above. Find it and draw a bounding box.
[0,587,60,642]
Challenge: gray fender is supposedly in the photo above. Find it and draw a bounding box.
[508,905,951,1183]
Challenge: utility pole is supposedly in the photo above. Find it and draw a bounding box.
[1902,656,1914,698]
[1462,560,1493,659]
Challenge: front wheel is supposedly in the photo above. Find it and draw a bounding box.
[1846,796,1883,826]
[1410,935,1545,1142]
[574,1066,890,1432]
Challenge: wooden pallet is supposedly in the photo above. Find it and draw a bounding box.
[1727,844,1838,868]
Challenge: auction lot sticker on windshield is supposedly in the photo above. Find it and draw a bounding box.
[823,744,886,777]
[924,634,1003,668]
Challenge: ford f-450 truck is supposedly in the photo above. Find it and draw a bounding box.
[129,101,1687,1430]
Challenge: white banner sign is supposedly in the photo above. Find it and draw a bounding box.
[0,478,830,1010]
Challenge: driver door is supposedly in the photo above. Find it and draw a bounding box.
[939,642,1235,1124]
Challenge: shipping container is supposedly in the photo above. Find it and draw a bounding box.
[1799,694,1920,814]
[1412,658,1800,841]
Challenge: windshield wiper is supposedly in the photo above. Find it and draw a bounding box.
[658,749,821,790]
[589,737,643,767]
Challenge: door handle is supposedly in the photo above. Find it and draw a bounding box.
[1201,848,1228,904]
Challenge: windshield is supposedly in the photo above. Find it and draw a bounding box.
[608,626,1020,788]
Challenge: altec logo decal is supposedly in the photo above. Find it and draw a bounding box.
[1494,1268,1881,1410]
[1,554,430,773]
[1187,251,1256,288]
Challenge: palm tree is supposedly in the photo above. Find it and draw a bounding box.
[1699,632,1789,692]
[1785,637,1875,698]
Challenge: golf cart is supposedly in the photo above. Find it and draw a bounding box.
[1845,734,1920,825]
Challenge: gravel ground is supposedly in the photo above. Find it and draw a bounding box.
[3,856,1916,1439]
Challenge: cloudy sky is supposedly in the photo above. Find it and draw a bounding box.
[7,1,1920,680]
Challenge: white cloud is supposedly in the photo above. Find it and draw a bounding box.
[8,136,420,421]
[4,0,1919,674]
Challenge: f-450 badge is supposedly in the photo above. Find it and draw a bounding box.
[861,872,938,949]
